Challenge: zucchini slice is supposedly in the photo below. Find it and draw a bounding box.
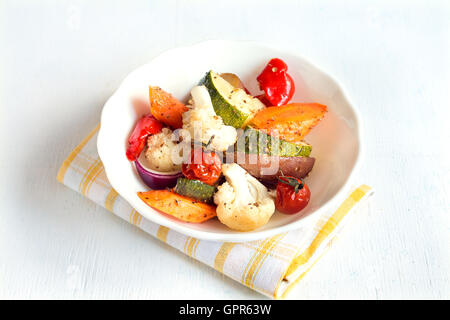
[236,127,312,157]
[174,178,216,203]
[200,71,265,128]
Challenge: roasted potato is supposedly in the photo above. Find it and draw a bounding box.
[233,152,315,186]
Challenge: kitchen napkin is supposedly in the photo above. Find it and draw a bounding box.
[57,124,373,299]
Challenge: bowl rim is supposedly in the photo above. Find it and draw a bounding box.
[97,39,363,242]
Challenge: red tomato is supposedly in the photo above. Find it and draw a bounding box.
[275,175,310,214]
[182,148,222,185]
[126,114,163,161]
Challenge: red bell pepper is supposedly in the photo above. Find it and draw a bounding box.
[126,114,163,161]
[256,58,295,106]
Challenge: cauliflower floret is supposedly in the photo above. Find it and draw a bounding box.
[214,163,275,231]
[145,128,181,172]
[182,85,237,151]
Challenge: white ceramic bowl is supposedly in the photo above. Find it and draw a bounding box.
[97,40,362,242]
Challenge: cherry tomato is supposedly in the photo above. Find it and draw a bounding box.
[182,148,222,185]
[126,114,163,161]
[275,175,310,214]
[257,58,295,106]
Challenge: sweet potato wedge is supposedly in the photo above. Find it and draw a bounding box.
[249,103,327,144]
[149,86,189,129]
[137,189,217,223]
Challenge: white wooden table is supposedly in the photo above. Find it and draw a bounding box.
[1,0,449,299]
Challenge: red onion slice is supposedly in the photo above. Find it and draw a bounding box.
[135,155,182,190]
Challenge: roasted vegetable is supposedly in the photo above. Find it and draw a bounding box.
[214,164,275,231]
[182,147,222,186]
[220,73,247,91]
[257,58,295,106]
[200,71,265,128]
[137,190,216,223]
[182,85,237,152]
[145,127,182,172]
[126,115,163,161]
[275,174,311,214]
[249,103,327,144]
[174,177,215,203]
[236,127,312,157]
[135,156,182,190]
[233,152,315,187]
[149,86,189,129]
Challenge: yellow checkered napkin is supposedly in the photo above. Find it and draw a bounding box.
[57,124,373,299]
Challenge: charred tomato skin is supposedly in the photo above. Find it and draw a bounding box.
[182,148,222,186]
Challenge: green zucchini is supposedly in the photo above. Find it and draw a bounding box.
[174,178,216,203]
[199,71,265,128]
[235,127,312,157]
